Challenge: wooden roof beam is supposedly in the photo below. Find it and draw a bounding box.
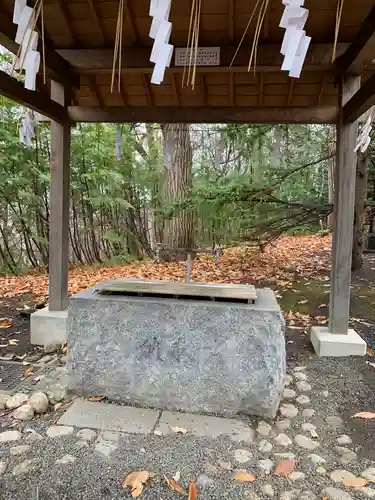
[336,6,375,75]
[0,70,68,123]
[68,105,337,124]
[54,0,77,45]
[0,9,79,88]
[57,44,351,74]
[343,73,375,122]
[86,0,106,46]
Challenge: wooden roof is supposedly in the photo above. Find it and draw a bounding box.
[1,0,375,123]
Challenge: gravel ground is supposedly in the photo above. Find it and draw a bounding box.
[1,345,375,500]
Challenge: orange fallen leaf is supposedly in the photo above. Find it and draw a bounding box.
[88,396,106,402]
[123,471,152,497]
[165,477,187,495]
[367,348,375,357]
[353,412,375,419]
[22,366,33,379]
[343,476,368,488]
[315,316,329,325]
[234,470,256,482]
[188,480,198,500]
[274,460,296,477]
[0,319,12,328]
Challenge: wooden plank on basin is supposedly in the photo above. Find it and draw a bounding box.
[95,279,257,302]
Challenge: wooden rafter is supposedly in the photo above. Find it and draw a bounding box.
[142,74,154,107]
[0,70,68,123]
[86,0,106,46]
[343,73,375,122]
[0,8,79,88]
[68,105,338,124]
[54,0,77,45]
[171,74,181,106]
[125,0,139,44]
[336,6,375,76]
[88,76,104,106]
[228,0,234,42]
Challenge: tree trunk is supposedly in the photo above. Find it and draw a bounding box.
[161,124,194,260]
[352,150,368,270]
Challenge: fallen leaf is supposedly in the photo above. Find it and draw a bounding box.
[218,460,232,471]
[315,316,329,325]
[54,403,64,411]
[318,304,328,308]
[61,342,68,354]
[0,319,12,328]
[173,471,181,482]
[88,396,106,402]
[233,470,256,482]
[274,460,296,477]
[366,362,375,369]
[8,339,19,345]
[165,477,187,495]
[343,476,368,488]
[297,299,308,305]
[170,426,188,435]
[367,348,375,357]
[353,412,375,419]
[123,471,152,497]
[188,480,198,500]
[15,353,27,360]
[22,366,33,379]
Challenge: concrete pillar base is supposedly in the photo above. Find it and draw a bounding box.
[30,307,68,346]
[310,326,367,357]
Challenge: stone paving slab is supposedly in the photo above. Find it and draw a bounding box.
[154,410,255,442]
[58,399,159,434]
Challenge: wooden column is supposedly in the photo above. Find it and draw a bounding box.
[328,76,360,334]
[49,81,71,311]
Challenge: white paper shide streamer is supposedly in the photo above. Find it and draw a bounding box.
[149,0,174,85]
[355,106,374,154]
[19,110,36,147]
[12,0,40,91]
[279,0,311,79]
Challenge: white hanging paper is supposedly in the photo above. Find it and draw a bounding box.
[19,110,36,147]
[279,0,311,79]
[355,106,374,153]
[149,0,173,85]
[13,0,27,25]
[15,6,35,44]
[24,50,40,91]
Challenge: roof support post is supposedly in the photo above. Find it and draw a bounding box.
[49,81,71,312]
[329,76,359,334]
[310,75,366,356]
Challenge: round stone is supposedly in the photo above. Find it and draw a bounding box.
[289,471,306,482]
[308,454,326,467]
[0,461,7,476]
[10,445,30,456]
[24,429,43,441]
[280,490,300,500]
[302,409,315,418]
[302,423,316,431]
[295,435,320,450]
[47,426,74,438]
[284,375,294,387]
[283,389,296,400]
[335,447,357,463]
[0,430,21,443]
[257,421,272,437]
[12,459,35,476]
[232,449,252,464]
[356,487,375,498]
[196,474,214,489]
[29,392,49,414]
[330,469,356,484]
[294,372,308,381]
[275,433,292,447]
[13,404,34,421]
[258,440,273,453]
[362,468,375,481]
[294,366,307,372]
[0,392,10,410]
[276,419,292,431]
[257,459,274,474]
[5,393,29,410]
[296,395,311,405]
[76,429,96,441]
[262,484,275,497]
[280,404,298,419]
[323,487,353,500]
[56,455,76,465]
[327,416,344,428]
[296,381,312,392]
[337,435,352,446]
